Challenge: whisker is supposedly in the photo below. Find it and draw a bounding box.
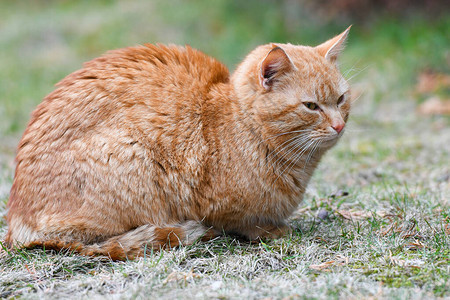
[344,63,370,82]
[256,129,311,146]
[343,67,358,78]
[259,131,311,165]
[350,90,365,104]
[261,136,305,176]
[272,138,315,185]
[262,133,311,172]
[342,59,362,76]
[284,138,318,176]
[343,128,367,132]
[304,139,322,171]
[267,135,311,174]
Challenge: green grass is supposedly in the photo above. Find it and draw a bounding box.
[0,1,449,299]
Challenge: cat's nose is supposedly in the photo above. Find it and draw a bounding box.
[332,122,345,134]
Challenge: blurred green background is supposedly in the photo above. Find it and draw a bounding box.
[0,0,449,138]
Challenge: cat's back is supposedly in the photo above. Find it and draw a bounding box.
[71,44,230,101]
[32,44,229,117]
[18,44,231,152]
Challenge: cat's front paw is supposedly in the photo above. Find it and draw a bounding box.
[246,224,292,240]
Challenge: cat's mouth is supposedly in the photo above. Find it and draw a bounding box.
[313,129,345,148]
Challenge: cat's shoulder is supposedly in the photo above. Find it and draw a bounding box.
[62,44,230,87]
[142,44,230,84]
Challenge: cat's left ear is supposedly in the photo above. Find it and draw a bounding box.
[316,25,351,63]
[259,46,293,90]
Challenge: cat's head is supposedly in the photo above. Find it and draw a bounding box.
[232,26,351,152]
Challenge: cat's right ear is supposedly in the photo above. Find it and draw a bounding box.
[259,46,293,91]
[316,25,351,63]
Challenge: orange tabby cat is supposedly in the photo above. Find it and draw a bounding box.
[5,27,351,260]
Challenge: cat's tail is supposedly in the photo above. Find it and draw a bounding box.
[20,221,218,260]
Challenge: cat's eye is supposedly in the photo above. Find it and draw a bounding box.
[337,94,345,105]
[304,102,319,111]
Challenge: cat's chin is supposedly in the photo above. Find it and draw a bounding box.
[316,134,342,149]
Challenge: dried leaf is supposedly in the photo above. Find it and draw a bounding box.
[417,97,450,116]
[335,255,349,265]
[390,258,406,266]
[336,209,372,220]
[309,256,348,271]
[314,236,328,243]
[163,270,199,284]
[376,211,390,218]
[389,252,406,267]
[309,260,335,271]
[416,71,450,94]
[24,263,36,275]
[405,241,426,251]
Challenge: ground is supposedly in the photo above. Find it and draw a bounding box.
[0,1,449,299]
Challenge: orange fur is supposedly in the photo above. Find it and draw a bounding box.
[5,27,352,260]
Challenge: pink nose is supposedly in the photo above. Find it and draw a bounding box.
[332,122,345,134]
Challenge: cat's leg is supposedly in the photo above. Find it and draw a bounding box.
[19,221,219,260]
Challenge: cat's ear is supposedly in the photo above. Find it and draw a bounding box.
[316,25,351,63]
[259,46,293,90]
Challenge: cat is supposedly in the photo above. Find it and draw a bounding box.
[5,26,351,260]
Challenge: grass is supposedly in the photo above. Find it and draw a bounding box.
[0,1,449,299]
